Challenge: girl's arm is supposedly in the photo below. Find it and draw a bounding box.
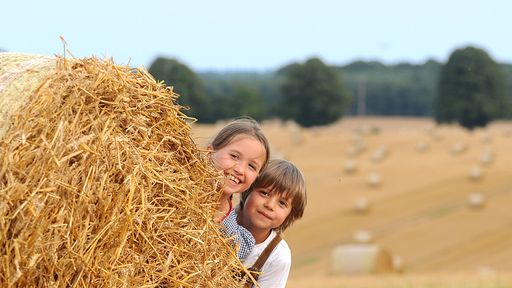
[222,208,255,260]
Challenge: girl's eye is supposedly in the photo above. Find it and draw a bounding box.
[279,200,288,207]
[249,164,257,171]
[230,153,238,159]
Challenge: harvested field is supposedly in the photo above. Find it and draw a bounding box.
[192,117,512,287]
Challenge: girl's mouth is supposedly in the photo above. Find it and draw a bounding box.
[227,174,240,184]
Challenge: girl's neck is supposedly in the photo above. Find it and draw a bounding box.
[218,193,231,212]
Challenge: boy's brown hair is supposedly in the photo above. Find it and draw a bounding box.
[209,117,270,173]
[240,159,307,232]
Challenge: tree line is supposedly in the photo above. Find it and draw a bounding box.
[148,46,512,129]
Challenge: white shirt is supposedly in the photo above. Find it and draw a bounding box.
[243,230,291,288]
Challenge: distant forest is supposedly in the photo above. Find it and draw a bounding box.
[199,60,512,120]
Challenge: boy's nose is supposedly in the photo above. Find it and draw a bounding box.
[264,198,275,210]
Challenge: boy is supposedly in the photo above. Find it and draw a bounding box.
[229,159,307,288]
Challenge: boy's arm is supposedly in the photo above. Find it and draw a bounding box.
[222,208,255,260]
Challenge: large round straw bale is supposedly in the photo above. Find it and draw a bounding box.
[330,244,394,275]
[0,53,57,138]
[0,53,246,287]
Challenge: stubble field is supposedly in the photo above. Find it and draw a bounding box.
[191,117,512,288]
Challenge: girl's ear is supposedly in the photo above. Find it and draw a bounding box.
[207,144,213,151]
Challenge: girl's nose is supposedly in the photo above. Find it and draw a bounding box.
[233,161,244,175]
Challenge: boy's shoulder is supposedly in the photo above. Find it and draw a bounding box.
[269,232,291,262]
[246,231,290,265]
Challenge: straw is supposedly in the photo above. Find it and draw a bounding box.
[0,54,250,287]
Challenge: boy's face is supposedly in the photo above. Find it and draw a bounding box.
[241,187,292,237]
[210,135,266,195]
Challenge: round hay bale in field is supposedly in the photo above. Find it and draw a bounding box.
[371,145,388,163]
[480,132,492,144]
[467,192,486,209]
[0,53,246,287]
[352,230,373,244]
[450,142,467,155]
[0,53,57,138]
[479,149,494,166]
[468,165,484,181]
[367,172,381,188]
[415,141,429,153]
[330,244,394,275]
[352,197,370,214]
[343,159,357,174]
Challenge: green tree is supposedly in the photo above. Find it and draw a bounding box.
[278,58,351,127]
[231,83,265,120]
[435,46,508,129]
[148,57,208,121]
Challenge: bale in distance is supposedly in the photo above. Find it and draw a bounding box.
[367,172,381,188]
[415,141,429,153]
[0,53,247,287]
[343,159,357,174]
[480,149,493,166]
[352,197,370,214]
[468,165,484,181]
[467,192,486,209]
[450,142,467,155]
[352,230,373,244]
[330,244,394,275]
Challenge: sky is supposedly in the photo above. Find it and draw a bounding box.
[2,0,511,72]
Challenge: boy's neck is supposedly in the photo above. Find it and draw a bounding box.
[252,229,272,244]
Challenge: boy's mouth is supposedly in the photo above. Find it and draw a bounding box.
[258,210,272,221]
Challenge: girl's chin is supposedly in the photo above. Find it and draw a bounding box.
[225,183,246,194]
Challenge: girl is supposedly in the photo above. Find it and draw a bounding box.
[207,117,270,260]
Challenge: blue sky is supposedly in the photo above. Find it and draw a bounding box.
[2,0,510,71]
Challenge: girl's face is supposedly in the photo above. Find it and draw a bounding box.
[210,135,266,195]
[240,187,292,242]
